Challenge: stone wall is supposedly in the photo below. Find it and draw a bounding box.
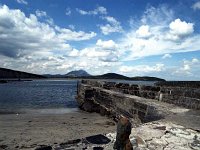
[77,81,164,123]
[159,87,200,109]
[76,80,200,124]
[156,81,200,88]
[80,80,200,110]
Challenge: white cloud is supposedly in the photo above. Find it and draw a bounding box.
[162,54,172,59]
[192,58,199,63]
[103,16,118,24]
[76,9,87,15]
[169,19,194,37]
[165,19,194,41]
[35,10,47,17]
[192,1,200,10]
[100,24,119,35]
[16,0,28,5]
[120,6,198,61]
[35,10,54,25]
[76,6,107,15]
[56,27,96,41]
[136,25,151,38]
[68,49,79,57]
[96,39,117,49]
[66,39,119,62]
[0,5,96,58]
[65,7,71,16]
[120,64,165,73]
[173,58,200,76]
[100,16,123,35]
[79,48,110,57]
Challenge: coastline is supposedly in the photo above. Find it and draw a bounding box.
[0,109,116,149]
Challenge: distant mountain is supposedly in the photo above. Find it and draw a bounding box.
[64,72,165,81]
[0,67,45,79]
[91,73,165,81]
[93,73,130,80]
[0,67,165,81]
[66,70,91,77]
[2,67,164,81]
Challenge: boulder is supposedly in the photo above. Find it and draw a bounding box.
[114,116,133,150]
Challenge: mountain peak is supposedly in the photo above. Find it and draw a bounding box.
[66,70,90,77]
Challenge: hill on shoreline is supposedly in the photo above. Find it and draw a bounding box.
[66,72,166,81]
[0,67,45,79]
[0,68,165,81]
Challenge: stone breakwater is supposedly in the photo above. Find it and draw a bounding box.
[77,80,200,117]
[77,80,163,123]
[76,80,200,123]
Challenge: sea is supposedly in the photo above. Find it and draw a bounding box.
[0,79,156,114]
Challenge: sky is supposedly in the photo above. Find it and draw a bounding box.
[0,0,200,80]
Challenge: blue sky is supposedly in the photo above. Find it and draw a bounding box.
[0,0,200,80]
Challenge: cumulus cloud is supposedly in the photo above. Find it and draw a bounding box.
[16,0,28,5]
[192,1,200,10]
[173,58,199,76]
[79,48,110,57]
[192,58,199,63]
[120,5,198,61]
[119,64,165,73]
[100,16,123,35]
[83,39,118,62]
[162,54,172,59]
[35,10,47,17]
[56,27,96,41]
[76,6,107,15]
[136,25,151,38]
[169,19,194,39]
[96,39,117,49]
[0,5,96,58]
[68,49,79,57]
[79,49,118,62]
[35,10,54,25]
[0,5,118,74]
[67,39,119,62]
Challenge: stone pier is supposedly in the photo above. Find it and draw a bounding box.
[76,80,200,123]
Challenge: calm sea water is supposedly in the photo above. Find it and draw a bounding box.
[0,79,156,114]
[0,80,78,113]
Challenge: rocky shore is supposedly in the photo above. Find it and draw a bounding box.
[47,121,200,150]
[1,111,199,150]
